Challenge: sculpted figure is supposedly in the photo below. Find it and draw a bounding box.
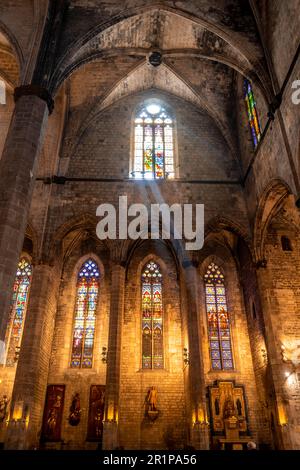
[146,387,158,411]
[69,393,81,426]
[223,397,236,419]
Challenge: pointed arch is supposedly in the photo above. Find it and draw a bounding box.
[132,99,175,179]
[203,261,233,370]
[254,179,292,262]
[141,259,164,369]
[70,257,100,368]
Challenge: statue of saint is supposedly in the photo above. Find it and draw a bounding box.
[146,387,158,412]
[223,397,236,420]
[69,393,81,426]
[236,398,242,416]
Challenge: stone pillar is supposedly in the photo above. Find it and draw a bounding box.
[5,264,60,449]
[102,262,125,450]
[0,94,50,354]
[256,264,294,449]
[182,261,209,450]
[0,0,69,361]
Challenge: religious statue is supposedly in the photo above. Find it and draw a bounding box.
[147,386,157,411]
[0,395,9,423]
[223,397,236,420]
[208,381,250,449]
[145,387,159,422]
[69,393,81,426]
[236,398,242,416]
[95,409,103,438]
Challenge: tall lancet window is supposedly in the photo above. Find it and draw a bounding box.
[5,258,32,366]
[70,259,100,368]
[204,263,233,370]
[244,78,262,148]
[141,261,164,369]
[133,102,175,179]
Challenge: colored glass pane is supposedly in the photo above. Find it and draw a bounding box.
[6,258,32,366]
[244,79,262,148]
[204,263,233,370]
[133,104,175,179]
[142,261,163,369]
[71,259,100,368]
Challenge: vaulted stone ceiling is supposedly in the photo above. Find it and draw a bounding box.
[0,0,49,83]
[50,1,274,172]
[52,1,271,95]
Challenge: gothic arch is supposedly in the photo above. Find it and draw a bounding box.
[254,179,294,263]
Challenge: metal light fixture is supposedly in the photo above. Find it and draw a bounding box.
[183,348,190,366]
[102,347,108,364]
[148,50,162,67]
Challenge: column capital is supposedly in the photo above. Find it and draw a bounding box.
[111,259,127,269]
[182,259,199,269]
[14,85,54,114]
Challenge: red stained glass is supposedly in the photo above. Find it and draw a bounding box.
[142,261,163,369]
[71,259,100,368]
[204,263,233,370]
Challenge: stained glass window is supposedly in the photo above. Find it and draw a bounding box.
[204,263,233,370]
[70,259,100,368]
[244,79,262,148]
[133,103,175,179]
[141,261,163,369]
[5,258,32,366]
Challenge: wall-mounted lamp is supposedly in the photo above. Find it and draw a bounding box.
[102,347,108,364]
[183,348,190,367]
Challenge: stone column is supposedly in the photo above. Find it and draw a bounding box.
[5,263,60,449]
[102,262,125,450]
[0,94,51,354]
[256,263,294,449]
[0,0,69,361]
[182,261,209,450]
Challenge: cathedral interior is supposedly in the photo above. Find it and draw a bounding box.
[0,0,300,451]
